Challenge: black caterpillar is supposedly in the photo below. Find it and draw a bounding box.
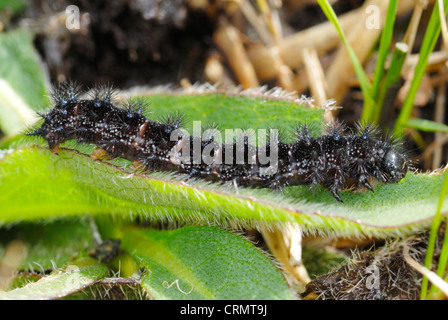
[27,82,408,202]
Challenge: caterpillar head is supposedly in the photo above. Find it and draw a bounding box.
[381,147,408,182]
[26,82,84,152]
[26,106,76,152]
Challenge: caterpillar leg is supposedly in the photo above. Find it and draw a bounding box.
[90,147,112,161]
[358,174,374,192]
[50,144,60,155]
[329,187,343,202]
[130,160,148,174]
[328,170,345,202]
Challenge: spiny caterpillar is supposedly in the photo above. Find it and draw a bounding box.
[27,82,408,202]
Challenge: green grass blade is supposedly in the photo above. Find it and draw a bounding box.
[395,0,448,135]
[428,217,448,298]
[420,170,448,299]
[406,118,448,133]
[367,0,399,123]
[317,0,373,108]
[374,42,408,125]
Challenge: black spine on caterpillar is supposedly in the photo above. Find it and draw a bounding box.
[28,83,408,202]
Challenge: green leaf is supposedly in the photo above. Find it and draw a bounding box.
[0,218,95,271]
[143,92,324,138]
[421,166,448,299]
[1,91,324,148]
[0,145,447,238]
[0,257,108,300]
[302,246,346,279]
[0,0,27,14]
[121,225,294,300]
[0,29,48,135]
[406,118,448,133]
[1,91,446,238]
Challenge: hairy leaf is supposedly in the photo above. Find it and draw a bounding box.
[0,145,446,238]
[0,29,47,136]
[0,258,108,300]
[0,218,95,272]
[121,226,294,300]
